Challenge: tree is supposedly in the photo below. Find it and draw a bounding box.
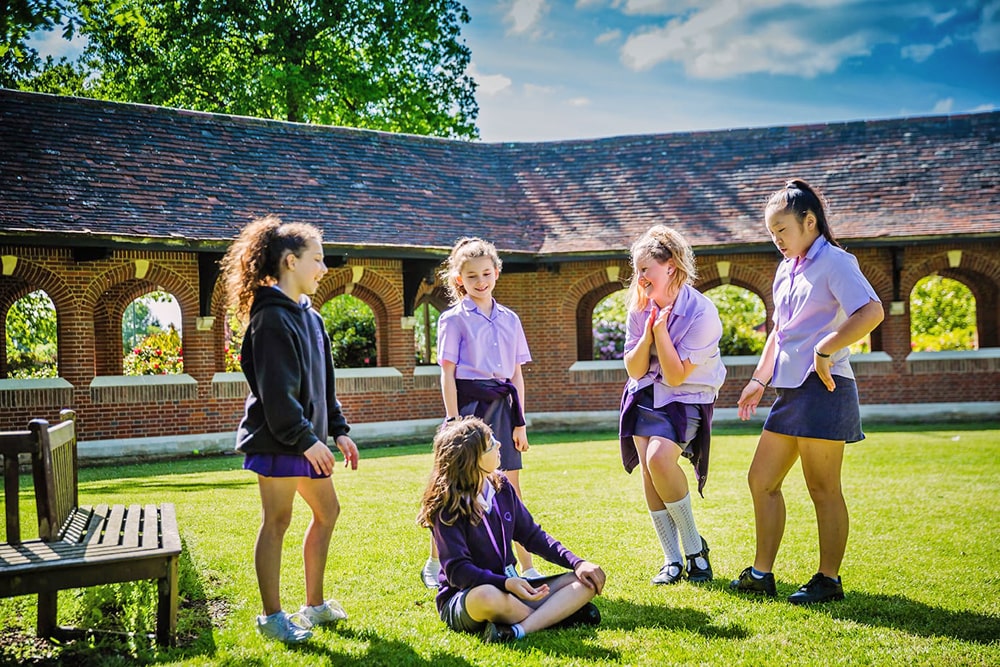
[592,290,627,360]
[0,0,78,87]
[121,292,166,350]
[704,285,766,356]
[320,294,377,368]
[910,275,977,351]
[5,289,58,378]
[16,0,479,138]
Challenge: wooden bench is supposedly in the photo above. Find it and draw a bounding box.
[0,410,181,646]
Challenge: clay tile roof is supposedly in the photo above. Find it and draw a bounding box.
[2,89,998,257]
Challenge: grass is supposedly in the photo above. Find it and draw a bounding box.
[2,422,999,666]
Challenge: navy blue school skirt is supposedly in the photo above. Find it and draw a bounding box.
[243,452,330,479]
[764,372,865,443]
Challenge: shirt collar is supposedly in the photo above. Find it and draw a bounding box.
[460,296,502,317]
[477,480,496,513]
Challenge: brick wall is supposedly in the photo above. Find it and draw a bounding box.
[1,240,998,439]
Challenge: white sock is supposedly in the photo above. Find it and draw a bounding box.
[649,509,683,564]
[512,623,526,639]
[424,557,440,571]
[664,494,706,567]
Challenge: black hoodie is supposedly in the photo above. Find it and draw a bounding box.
[236,286,349,456]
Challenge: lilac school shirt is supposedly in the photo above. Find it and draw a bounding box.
[623,283,727,406]
[437,297,531,381]
[770,236,880,389]
[433,476,582,615]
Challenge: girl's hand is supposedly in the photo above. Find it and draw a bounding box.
[304,441,335,476]
[335,435,360,470]
[574,561,606,595]
[505,577,549,601]
[653,303,672,331]
[513,425,529,452]
[814,350,836,392]
[737,382,765,421]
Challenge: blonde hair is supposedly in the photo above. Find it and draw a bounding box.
[626,225,696,313]
[219,215,322,322]
[439,237,503,305]
[416,417,502,529]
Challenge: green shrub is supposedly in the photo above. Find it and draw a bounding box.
[123,327,184,375]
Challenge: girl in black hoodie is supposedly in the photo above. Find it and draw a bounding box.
[221,215,360,643]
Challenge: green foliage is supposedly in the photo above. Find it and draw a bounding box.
[15,0,479,138]
[5,289,58,378]
[705,284,766,355]
[910,275,977,351]
[592,289,627,360]
[123,326,183,375]
[414,301,440,365]
[0,0,79,87]
[320,294,377,368]
[224,309,244,373]
[122,291,172,349]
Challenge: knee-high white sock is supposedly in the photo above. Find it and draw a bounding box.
[649,509,683,565]
[664,493,703,558]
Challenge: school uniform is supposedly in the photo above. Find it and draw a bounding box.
[619,284,726,494]
[438,297,531,470]
[236,286,350,478]
[433,476,582,630]
[764,236,880,442]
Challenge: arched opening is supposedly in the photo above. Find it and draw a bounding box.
[5,289,58,378]
[414,300,441,365]
[122,291,184,375]
[224,308,244,372]
[910,275,978,351]
[320,294,377,368]
[704,285,766,356]
[592,289,627,360]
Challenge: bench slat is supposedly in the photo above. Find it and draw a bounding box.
[122,504,141,549]
[141,504,158,550]
[100,504,126,548]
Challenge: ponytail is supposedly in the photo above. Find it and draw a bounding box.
[765,179,841,249]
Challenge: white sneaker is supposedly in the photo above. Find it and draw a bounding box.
[256,610,313,643]
[521,567,544,579]
[421,558,441,589]
[298,599,348,627]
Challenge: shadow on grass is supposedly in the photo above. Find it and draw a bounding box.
[807,591,1000,645]
[596,597,748,639]
[0,537,220,666]
[291,627,476,666]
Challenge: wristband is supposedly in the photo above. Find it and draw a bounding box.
[814,347,831,358]
[444,416,457,423]
[749,377,767,389]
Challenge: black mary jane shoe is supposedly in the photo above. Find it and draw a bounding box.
[787,572,844,605]
[651,562,684,585]
[685,537,713,583]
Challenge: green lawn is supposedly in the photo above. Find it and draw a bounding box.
[2,423,999,666]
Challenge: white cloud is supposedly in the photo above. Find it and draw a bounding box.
[568,97,592,106]
[618,0,704,15]
[901,36,952,63]
[595,29,622,44]
[506,0,549,36]
[932,98,954,114]
[575,0,606,7]
[619,2,908,78]
[524,83,556,96]
[974,0,1000,52]
[970,103,996,112]
[467,63,513,96]
[26,24,88,62]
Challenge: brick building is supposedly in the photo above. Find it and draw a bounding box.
[1,89,998,441]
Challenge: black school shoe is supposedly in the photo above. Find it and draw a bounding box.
[551,602,602,629]
[729,566,777,597]
[652,562,684,585]
[685,537,713,582]
[482,622,518,643]
[787,573,844,605]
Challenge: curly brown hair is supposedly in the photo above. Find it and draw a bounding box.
[219,215,323,322]
[416,417,501,529]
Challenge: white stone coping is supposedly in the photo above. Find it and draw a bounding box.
[0,377,74,390]
[74,403,999,460]
[906,348,1000,362]
[212,371,246,383]
[413,365,440,377]
[90,373,197,387]
[335,367,404,379]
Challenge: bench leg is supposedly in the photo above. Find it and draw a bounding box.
[157,555,179,646]
[37,591,57,639]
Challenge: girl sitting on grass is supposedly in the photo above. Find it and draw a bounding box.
[417,417,606,643]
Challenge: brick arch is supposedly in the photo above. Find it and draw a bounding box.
[904,251,1000,349]
[563,264,631,361]
[313,266,401,368]
[0,260,74,378]
[85,262,197,375]
[315,284,390,367]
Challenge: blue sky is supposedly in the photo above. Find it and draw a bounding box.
[463,0,1000,142]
